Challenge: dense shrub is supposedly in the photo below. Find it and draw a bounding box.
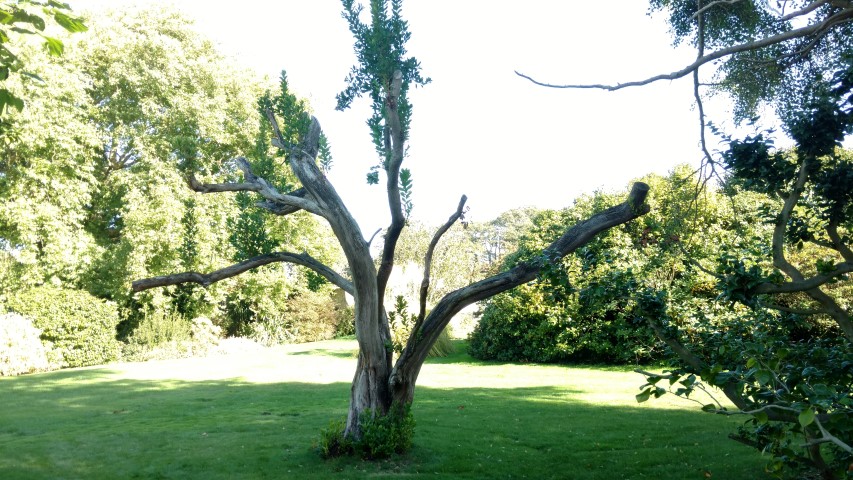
[229,287,351,346]
[319,404,415,460]
[468,285,564,363]
[7,287,121,368]
[468,168,737,365]
[121,311,222,361]
[0,313,53,376]
[127,308,192,347]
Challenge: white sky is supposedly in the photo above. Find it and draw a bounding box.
[75,0,732,234]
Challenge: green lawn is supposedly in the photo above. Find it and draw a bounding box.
[0,340,769,479]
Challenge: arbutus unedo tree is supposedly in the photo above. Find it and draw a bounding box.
[517,1,853,477]
[131,0,650,451]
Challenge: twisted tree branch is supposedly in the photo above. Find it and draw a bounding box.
[188,157,321,216]
[132,251,354,295]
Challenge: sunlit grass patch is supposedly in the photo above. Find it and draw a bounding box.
[0,339,767,479]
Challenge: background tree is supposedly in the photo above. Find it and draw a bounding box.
[132,0,652,452]
[0,7,347,362]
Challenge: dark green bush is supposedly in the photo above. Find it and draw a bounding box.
[318,404,415,460]
[317,418,352,459]
[468,277,669,364]
[357,404,415,459]
[7,286,121,368]
[468,285,562,363]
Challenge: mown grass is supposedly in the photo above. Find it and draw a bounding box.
[0,340,769,479]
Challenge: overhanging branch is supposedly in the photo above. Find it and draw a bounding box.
[752,262,853,294]
[132,251,354,295]
[514,7,853,91]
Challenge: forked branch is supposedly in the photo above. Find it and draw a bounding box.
[389,182,652,403]
[188,157,321,216]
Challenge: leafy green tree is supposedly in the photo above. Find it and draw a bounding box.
[133,0,652,449]
[0,7,343,356]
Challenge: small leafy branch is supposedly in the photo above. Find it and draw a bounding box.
[0,0,87,115]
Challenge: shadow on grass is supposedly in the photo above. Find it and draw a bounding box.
[426,340,652,373]
[289,348,358,359]
[0,368,768,480]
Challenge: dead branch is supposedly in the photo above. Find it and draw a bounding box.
[188,157,321,216]
[514,7,853,91]
[412,195,468,340]
[132,251,354,295]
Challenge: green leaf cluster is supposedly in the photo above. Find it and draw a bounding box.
[0,0,86,116]
[649,0,853,122]
[336,0,429,187]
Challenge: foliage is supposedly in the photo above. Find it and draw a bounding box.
[317,417,353,459]
[470,166,716,365]
[639,312,852,478]
[0,6,345,359]
[0,312,51,375]
[387,295,415,355]
[391,208,538,308]
[224,273,350,346]
[190,317,221,354]
[637,49,853,479]
[337,0,429,200]
[320,403,415,460]
[5,286,121,368]
[126,308,191,347]
[0,6,260,300]
[337,0,429,144]
[428,328,454,357]
[648,0,853,121]
[122,312,222,362]
[0,0,86,117]
[386,295,453,357]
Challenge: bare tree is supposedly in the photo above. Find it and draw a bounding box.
[132,0,651,443]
